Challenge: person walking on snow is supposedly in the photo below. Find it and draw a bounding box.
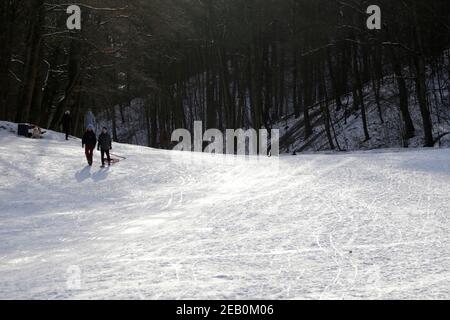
[98,127,112,168]
[82,125,97,166]
[62,111,72,141]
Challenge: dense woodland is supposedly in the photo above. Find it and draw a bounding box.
[0,0,449,148]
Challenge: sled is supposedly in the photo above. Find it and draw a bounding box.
[98,153,126,168]
[109,158,120,165]
[99,157,122,168]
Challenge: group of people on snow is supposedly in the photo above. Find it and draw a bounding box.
[82,126,113,168]
[62,110,113,168]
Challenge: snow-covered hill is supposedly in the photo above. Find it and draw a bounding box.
[276,53,450,153]
[276,89,450,154]
[0,122,449,299]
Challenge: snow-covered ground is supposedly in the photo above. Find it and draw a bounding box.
[0,121,449,300]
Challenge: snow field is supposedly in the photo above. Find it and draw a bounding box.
[0,122,449,299]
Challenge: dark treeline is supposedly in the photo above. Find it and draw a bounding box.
[1,0,449,147]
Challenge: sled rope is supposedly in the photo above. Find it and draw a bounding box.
[110,153,127,160]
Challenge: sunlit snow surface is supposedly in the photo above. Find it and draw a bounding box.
[0,122,448,299]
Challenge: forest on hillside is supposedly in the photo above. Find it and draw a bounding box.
[1,0,449,149]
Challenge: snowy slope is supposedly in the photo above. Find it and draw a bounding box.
[0,121,449,300]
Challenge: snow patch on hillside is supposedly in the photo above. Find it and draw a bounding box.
[276,54,450,153]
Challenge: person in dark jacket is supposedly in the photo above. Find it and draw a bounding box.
[97,127,112,167]
[82,125,97,166]
[62,111,72,140]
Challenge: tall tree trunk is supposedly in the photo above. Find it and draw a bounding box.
[16,0,45,123]
[412,7,434,147]
[292,47,300,118]
[326,47,342,111]
[391,52,416,140]
[50,40,82,129]
[301,55,313,139]
[0,0,18,120]
[319,61,335,150]
[352,43,370,141]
